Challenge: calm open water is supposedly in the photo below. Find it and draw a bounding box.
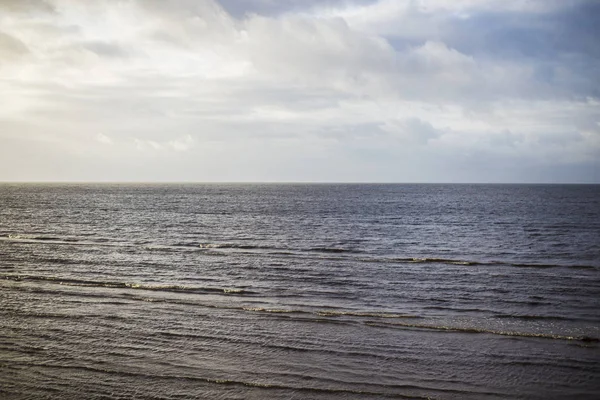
[1,183,599,399]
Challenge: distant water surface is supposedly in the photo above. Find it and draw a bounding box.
[1,184,599,399]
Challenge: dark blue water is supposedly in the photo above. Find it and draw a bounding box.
[1,184,599,399]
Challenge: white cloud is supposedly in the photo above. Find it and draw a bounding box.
[312,0,584,35]
[0,0,597,182]
[169,134,194,151]
[96,132,112,144]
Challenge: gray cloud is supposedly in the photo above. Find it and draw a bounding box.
[0,31,29,58]
[0,0,55,13]
[219,0,377,18]
[82,41,131,58]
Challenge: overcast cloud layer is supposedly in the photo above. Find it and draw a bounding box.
[1,0,599,182]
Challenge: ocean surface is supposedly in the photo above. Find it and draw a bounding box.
[1,183,599,399]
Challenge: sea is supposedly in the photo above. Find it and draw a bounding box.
[1,183,599,399]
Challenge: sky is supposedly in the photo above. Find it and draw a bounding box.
[0,0,599,183]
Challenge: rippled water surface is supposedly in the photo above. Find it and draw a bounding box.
[1,184,599,399]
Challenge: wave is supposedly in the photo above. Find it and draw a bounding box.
[406,257,484,265]
[3,234,80,242]
[0,274,254,296]
[364,321,599,343]
[1,234,360,255]
[308,247,362,254]
[17,285,598,343]
[242,307,299,313]
[361,256,491,266]
[0,234,129,248]
[2,234,597,270]
[152,329,416,363]
[495,314,571,321]
[3,278,424,322]
[174,242,278,250]
[183,242,361,254]
[316,310,420,319]
[5,279,596,344]
[508,262,597,270]
[6,361,437,399]
[368,257,598,270]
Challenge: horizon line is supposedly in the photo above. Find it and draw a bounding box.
[1,181,599,185]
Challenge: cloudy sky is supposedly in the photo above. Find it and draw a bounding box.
[1,0,599,182]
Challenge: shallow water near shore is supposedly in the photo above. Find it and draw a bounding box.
[1,183,599,399]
